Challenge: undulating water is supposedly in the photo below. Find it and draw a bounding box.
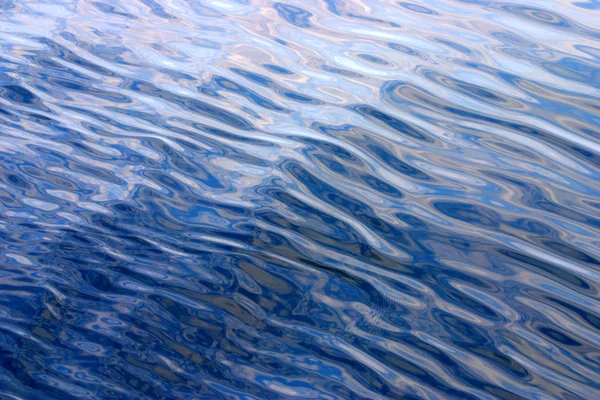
[0,0,599,398]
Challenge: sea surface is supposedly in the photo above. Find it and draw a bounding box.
[0,0,599,399]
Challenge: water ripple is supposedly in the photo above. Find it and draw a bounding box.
[0,0,599,399]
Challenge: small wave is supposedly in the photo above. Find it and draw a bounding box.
[0,0,599,399]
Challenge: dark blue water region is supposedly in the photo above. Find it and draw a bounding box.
[0,0,599,399]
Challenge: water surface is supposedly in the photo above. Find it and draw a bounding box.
[1,0,600,399]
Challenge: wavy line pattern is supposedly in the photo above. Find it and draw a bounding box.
[0,0,599,399]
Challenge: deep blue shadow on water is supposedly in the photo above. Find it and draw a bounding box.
[0,0,599,399]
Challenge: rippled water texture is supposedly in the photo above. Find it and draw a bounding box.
[1,0,600,398]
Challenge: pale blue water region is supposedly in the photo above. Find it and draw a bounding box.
[0,0,599,398]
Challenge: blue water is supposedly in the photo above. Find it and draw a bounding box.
[0,0,599,398]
